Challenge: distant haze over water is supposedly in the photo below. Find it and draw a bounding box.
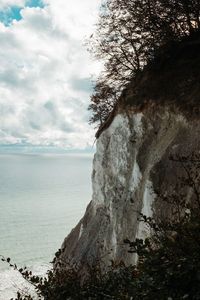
[0,152,93,269]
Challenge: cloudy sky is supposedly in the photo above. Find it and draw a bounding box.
[0,0,102,151]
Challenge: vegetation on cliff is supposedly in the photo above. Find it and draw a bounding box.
[88,0,200,126]
[2,1,200,299]
[3,155,200,299]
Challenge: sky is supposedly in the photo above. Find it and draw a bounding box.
[0,0,102,151]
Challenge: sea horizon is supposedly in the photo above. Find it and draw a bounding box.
[0,151,94,299]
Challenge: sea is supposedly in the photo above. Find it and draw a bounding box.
[0,152,94,299]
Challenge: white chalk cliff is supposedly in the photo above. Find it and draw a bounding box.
[57,106,200,272]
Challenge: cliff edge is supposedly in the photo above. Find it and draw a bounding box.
[56,105,200,272]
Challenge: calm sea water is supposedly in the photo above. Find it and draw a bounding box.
[0,153,93,299]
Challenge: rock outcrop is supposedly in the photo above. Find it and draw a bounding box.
[57,106,200,272]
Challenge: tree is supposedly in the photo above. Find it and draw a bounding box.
[89,0,200,125]
[88,80,117,126]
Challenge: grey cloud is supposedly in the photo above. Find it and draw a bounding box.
[29,121,41,130]
[1,126,26,139]
[0,69,21,87]
[70,77,93,93]
[44,100,54,111]
[0,103,15,115]
[44,101,75,132]
[0,31,20,48]
[59,122,74,133]
[22,9,52,31]
[0,1,98,149]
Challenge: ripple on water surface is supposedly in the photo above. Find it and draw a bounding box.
[0,153,93,299]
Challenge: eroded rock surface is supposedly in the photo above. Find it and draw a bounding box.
[57,107,200,272]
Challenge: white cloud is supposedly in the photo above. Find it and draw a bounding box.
[0,0,102,150]
[0,0,25,9]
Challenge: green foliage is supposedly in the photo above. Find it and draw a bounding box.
[124,154,200,299]
[2,155,200,299]
[89,0,200,125]
[88,80,116,126]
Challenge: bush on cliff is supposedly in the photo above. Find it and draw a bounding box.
[88,0,200,125]
[3,155,200,299]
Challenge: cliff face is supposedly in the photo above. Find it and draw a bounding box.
[57,106,200,271]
